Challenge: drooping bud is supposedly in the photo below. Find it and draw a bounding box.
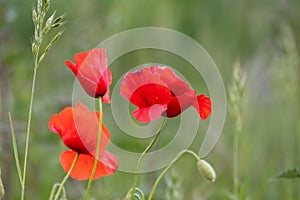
[197,159,216,182]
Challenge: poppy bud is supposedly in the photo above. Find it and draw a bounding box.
[197,159,216,182]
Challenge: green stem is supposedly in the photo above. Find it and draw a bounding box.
[129,118,167,200]
[21,59,39,200]
[148,150,199,200]
[233,121,240,197]
[53,153,79,200]
[8,112,22,185]
[84,97,103,200]
[49,183,60,200]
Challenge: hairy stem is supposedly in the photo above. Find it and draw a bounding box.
[53,153,79,200]
[84,97,103,200]
[148,150,199,200]
[129,118,167,200]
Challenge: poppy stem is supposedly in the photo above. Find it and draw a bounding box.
[52,153,79,200]
[129,118,167,200]
[148,150,200,200]
[84,97,103,200]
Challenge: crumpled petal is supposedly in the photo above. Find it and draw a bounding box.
[133,104,168,123]
[164,93,197,117]
[192,94,212,120]
[120,66,212,122]
[60,150,118,180]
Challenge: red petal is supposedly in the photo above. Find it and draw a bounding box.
[130,83,172,107]
[48,102,110,155]
[65,60,77,75]
[133,104,167,123]
[165,93,197,117]
[74,51,89,67]
[65,51,89,75]
[121,66,210,121]
[120,67,172,107]
[149,66,195,96]
[101,68,112,103]
[60,150,118,180]
[65,49,112,99]
[193,94,212,120]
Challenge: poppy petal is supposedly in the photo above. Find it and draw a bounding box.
[120,67,172,107]
[133,104,167,123]
[165,93,197,117]
[65,49,112,99]
[120,66,211,122]
[153,66,194,96]
[65,60,78,75]
[193,94,212,120]
[101,68,112,103]
[74,51,89,67]
[60,150,118,180]
[130,83,172,107]
[48,102,110,154]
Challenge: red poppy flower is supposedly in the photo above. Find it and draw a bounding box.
[49,102,118,180]
[65,48,112,103]
[120,66,212,123]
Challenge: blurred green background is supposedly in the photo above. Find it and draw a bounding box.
[1,0,300,199]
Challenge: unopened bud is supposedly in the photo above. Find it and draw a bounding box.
[197,159,216,182]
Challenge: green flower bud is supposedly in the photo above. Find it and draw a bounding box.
[197,159,216,182]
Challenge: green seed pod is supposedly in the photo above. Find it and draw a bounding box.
[197,159,216,182]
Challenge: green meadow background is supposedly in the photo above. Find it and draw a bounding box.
[1,0,300,199]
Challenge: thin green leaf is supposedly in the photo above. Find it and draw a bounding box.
[8,112,23,185]
[273,168,300,179]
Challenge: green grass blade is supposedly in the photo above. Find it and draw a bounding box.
[8,112,23,185]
